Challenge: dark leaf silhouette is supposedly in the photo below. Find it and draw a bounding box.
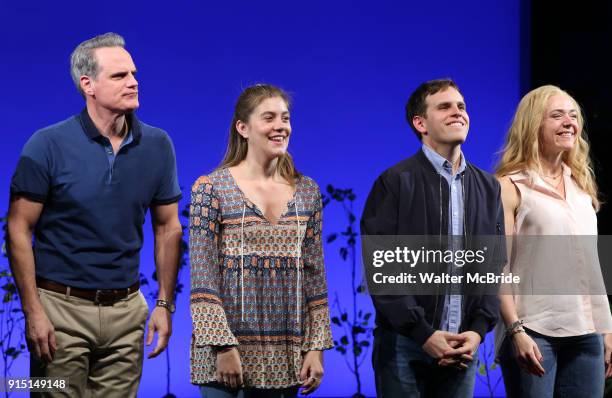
[352,326,366,335]
[324,186,372,396]
[327,233,338,243]
[340,247,348,260]
[0,214,29,386]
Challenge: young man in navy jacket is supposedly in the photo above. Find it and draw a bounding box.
[361,79,504,397]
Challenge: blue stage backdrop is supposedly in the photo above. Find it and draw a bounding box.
[0,1,520,396]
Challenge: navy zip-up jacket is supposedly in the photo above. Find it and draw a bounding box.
[360,149,505,345]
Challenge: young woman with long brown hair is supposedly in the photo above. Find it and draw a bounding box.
[189,84,333,397]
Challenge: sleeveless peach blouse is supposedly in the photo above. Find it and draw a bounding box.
[495,164,612,352]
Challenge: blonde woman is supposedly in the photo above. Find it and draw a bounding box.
[189,84,333,398]
[496,85,612,397]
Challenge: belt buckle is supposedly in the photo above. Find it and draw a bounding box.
[94,289,119,306]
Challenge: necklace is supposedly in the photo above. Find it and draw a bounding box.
[542,174,564,192]
[541,170,562,179]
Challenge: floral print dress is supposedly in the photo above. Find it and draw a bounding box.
[189,168,333,388]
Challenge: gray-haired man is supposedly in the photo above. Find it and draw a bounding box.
[8,32,182,397]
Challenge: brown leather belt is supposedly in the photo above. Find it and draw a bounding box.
[36,277,140,306]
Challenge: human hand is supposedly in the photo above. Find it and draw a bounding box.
[216,347,243,388]
[437,338,469,369]
[25,308,56,363]
[438,331,481,369]
[422,331,466,360]
[146,306,172,358]
[604,333,612,378]
[511,332,545,376]
[299,350,324,395]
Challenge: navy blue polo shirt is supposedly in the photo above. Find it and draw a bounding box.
[11,109,182,289]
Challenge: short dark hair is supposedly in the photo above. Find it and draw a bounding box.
[405,78,461,140]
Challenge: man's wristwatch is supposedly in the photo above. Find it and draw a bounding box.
[156,299,175,313]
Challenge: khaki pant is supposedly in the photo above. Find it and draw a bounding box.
[30,287,149,398]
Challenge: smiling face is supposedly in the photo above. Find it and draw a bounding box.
[413,87,469,148]
[236,96,291,160]
[539,94,580,155]
[82,46,139,112]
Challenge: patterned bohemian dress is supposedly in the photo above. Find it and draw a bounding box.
[189,167,334,388]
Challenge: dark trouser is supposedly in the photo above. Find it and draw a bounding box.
[372,327,476,398]
[499,328,604,398]
[199,383,299,398]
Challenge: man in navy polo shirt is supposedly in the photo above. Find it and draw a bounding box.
[8,32,182,397]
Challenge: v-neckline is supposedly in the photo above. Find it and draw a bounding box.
[225,168,297,226]
[534,171,569,202]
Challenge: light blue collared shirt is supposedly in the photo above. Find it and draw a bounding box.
[421,144,466,333]
[102,130,134,168]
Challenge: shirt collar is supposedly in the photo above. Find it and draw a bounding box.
[421,144,466,175]
[78,108,142,143]
[561,162,571,177]
[525,162,572,181]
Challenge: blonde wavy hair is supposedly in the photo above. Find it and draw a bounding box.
[218,84,301,185]
[496,85,599,210]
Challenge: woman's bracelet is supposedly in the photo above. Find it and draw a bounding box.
[505,320,525,336]
[509,328,525,337]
